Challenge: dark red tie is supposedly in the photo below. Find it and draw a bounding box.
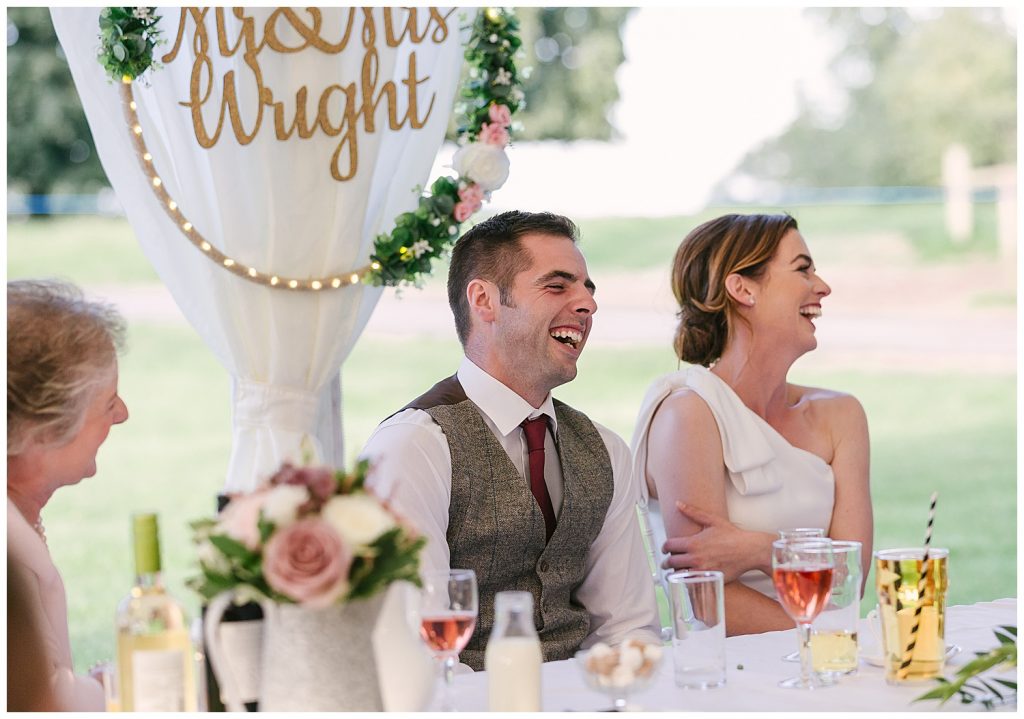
[521,416,557,542]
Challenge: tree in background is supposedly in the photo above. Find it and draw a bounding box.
[727,8,1016,190]
[7,8,633,196]
[6,8,109,195]
[515,7,632,140]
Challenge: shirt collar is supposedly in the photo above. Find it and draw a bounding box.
[457,356,559,438]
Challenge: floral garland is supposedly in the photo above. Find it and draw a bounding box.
[97,7,162,82]
[98,7,523,290]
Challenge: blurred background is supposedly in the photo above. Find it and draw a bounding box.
[6,7,1017,669]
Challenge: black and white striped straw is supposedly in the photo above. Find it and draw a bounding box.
[897,491,938,679]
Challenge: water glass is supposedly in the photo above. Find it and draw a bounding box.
[667,570,726,689]
[810,540,862,679]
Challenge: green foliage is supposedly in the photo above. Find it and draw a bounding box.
[368,8,524,287]
[6,8,109,194]
[514,8,633,140]
[916,626,1017,709]
[457,8,524,141]
[348,529,427,601]
[734,8,1016,187]
[96,7,162,81]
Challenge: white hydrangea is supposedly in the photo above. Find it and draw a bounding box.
[322,494,396,547]
[261,484,309,528]
[197,540,232,575]
[452,142,510,192]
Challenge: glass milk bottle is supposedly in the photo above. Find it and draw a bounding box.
[485,591,542,711]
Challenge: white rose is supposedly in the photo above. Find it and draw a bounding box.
[197,540,232,575]
[322,494,396,547]
[262,484,309,528]
[452,142,510,191]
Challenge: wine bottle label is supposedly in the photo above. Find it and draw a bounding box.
[131,649,186,712]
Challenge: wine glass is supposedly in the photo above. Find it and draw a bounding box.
[778,528,825,662]
[418,569,478,711]
[772,538,835,689]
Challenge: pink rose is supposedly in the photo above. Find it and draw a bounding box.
[264,518,352,607]
[458,183,485,207]
[488,103,512,128]
[453,201,475,223]
[217,489,269,550]
[271,463,337,504]
[478,122,510,147]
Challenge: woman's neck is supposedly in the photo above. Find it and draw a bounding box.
[712,340,795,418]
[7,457,52,526]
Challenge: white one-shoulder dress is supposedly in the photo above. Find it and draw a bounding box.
[631,365,835,598]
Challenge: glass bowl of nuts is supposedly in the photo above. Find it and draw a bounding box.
[575,639,664,711]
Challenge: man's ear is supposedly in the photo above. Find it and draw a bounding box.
[724,272,756,307]
[466,278,499,324]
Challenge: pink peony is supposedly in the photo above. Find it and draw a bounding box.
[453,201,475,223]
[264,518,352,607]
[458,183,485,207]
[488,103,512,128]
[217,489,269,550]
[270,463,337,504]
[478,122,510,147]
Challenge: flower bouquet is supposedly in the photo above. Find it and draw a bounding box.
[189,459,425,607]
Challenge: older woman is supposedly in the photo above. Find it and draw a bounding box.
[7,279,129,710]
[632,214,872,635]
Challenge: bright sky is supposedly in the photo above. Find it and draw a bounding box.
[482,7,840,217]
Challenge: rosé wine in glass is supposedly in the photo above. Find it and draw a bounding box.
[772,539,835,690]
[419,611,477,656]
[419,569,478,711]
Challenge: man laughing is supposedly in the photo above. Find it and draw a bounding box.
[361,210,659,670]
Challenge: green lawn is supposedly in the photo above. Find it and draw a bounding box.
[40,326,1015,670]
[8,211,1015,671]
[7,202,1000,285]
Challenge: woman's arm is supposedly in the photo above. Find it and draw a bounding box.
[823,394,873,588]
[646,389,783,634]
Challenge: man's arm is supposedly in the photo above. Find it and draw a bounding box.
[360,410,453,577]
[576,425,661,647]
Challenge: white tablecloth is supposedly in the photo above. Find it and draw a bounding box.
[441,598,1017,712]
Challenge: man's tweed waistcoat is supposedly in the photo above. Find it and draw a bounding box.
[402,374,614,670]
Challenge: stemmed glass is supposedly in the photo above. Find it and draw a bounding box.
[418,569,478,711]
[778,528,825,662]
[772,539,835,689]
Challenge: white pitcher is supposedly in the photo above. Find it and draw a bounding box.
[204,581,434,711]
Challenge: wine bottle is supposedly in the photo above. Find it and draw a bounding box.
[115,513,197,711]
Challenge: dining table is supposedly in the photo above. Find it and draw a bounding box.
[436,598,1016,712]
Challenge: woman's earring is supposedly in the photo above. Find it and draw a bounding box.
[748,297,756,306]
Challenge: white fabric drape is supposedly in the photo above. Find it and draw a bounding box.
[52,8,466,490]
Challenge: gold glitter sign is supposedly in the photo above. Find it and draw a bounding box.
[161,7,454,181]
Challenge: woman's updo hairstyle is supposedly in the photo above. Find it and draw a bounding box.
[671,213,798,366]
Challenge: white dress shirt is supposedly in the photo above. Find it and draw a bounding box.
[361,356,660,649]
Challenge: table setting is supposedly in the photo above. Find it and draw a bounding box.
[436,598,1017,712]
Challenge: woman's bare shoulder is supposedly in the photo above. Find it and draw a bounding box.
[789,384,867,431]
[652,386,718,429]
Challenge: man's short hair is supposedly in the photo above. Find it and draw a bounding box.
[447,210,578,346]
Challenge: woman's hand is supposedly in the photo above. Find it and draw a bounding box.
[661,501,774,582]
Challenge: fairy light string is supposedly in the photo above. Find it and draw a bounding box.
[108,7,523,291]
